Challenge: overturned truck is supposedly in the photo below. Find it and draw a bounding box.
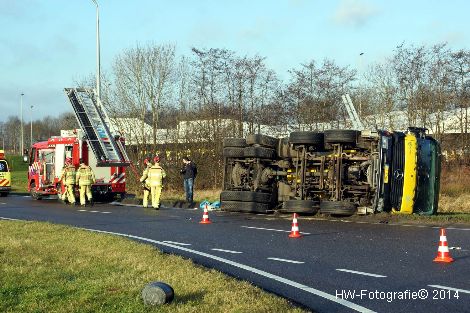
[220,127,440,216]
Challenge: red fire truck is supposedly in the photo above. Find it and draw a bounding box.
[27,129,126,201]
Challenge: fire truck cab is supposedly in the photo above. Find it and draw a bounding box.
[28,129,126,201]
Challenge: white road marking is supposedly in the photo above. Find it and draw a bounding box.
[336,269,387,278]
[241,225,311,235]
[212,248,243,254]
[446,227,470,231]
[83,228,375,313]
[162,241,191,246]
[23,196,30,198]
[430,226,470,231]
[78,209,111,214]
[0,202,6,204]
[428,285,470,295]
[0,217,21,221]
[268,257,304,264]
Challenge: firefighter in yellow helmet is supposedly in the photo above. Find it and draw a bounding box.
[59,157,76,204]
[139,157,152,208]
[147,155,166,209]
[76,159,96,206]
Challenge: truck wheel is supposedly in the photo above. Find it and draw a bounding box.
[289,131,324,148]
[279,200,318,214]
[324,130,359,145]
[0,192,7,197]
[221,200,270,213]
[244,147,276,159]
[223,147,245,158]
[220,191,271,203]
[221,200,243,211]
[30,182,42,200]
[319,200,356,216]
[246,134,279,148]
[223,138,247,148]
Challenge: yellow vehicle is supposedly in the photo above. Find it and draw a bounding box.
[0,150,11,197]
[390,131,418,214]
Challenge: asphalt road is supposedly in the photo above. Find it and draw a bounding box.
[1,195,469,313]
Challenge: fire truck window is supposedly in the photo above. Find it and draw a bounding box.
[39,150,54,163]
[0,160,8,172]
[29,148,36,165]
[65,146,73,159]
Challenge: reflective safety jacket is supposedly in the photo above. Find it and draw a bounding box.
[60,165,76,185]
[76,165,96,186]
[147,164,166,187]
[139,164,153,187]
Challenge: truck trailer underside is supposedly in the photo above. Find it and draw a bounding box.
[220,128,441,216]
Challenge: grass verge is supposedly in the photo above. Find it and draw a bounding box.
[0,220,304,313]
[161,189,221,203]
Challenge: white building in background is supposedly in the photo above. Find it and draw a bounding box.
[111,109,469,145]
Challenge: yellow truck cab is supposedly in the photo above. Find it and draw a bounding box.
[0,150,11,196]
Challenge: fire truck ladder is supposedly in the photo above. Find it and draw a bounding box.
[64,88,131,167]
[342,94,364,131]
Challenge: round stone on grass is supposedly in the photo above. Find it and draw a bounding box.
[141,281,174,305]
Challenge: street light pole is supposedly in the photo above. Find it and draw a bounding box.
[91,0,101,100]
[30,105,33,147]
[20,93,24,155]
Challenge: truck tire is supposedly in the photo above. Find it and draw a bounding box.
[324,130,359,145]
[289,131,324,147]
[244,146,276,159]
[319,200,356,216]
[223,138,246,148]
[30,182,42,200]
[221,200,270,213]
[223,147,245,158]
[246,134,279,148]
[0,192,7,197]
[220,190,271,203]
[279,200,319,214]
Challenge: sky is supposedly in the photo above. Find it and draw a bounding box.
[1,0,468,122]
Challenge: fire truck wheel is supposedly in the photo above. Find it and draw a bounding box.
[0,192,7,197]
[220,200,271,213]
[220,190,271,203]
[289,131,324,148]
[223,138,247,148]
[246,134,279,149]
[324,130,359,145]
[243,147,276,159]
[279,200,319,214]
[223,147,245,158]
[319,200,357,216]
[30,182,42,200]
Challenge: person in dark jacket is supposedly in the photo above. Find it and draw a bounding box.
[180,156,197,204]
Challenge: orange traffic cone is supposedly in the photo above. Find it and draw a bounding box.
[199,204,212,224]
[433,228,454,263]
[288,213,302,238]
